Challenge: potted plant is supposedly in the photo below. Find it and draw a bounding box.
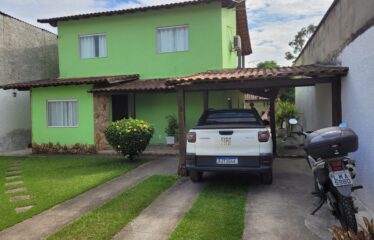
[165,115,178,146]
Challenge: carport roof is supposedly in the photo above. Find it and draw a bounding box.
[166,65,349,85]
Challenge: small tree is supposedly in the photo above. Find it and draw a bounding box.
[285,24,317,62]
[105,118,154,160]
[276,101,300,132]
[257,60,279,69]
[165,115,178,139]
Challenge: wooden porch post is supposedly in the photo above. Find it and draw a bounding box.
[129,93,136,118]
[177,87,187,176]
[269,88,279,155]
[203,91,209,111]
[331,79,342,126]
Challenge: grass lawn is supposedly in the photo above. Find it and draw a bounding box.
[49,175,177,240]
[169,178,248,240]
[0,155,145,230]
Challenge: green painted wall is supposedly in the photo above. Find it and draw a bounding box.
[136,90,244,144]
[31,85,94,145]
[57,2,236,79]
[221,7,237,68]
[31,3,242,146]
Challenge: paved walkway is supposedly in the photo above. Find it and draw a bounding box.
[0,156,177,240]
[243,158,320,240]
[114,178,204,240]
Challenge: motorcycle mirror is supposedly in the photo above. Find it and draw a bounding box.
[289,118,298,125]
[339,122,348,128]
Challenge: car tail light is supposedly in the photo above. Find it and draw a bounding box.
[330,159,343,171]
[258,131,270,142]
[187,132,196,143]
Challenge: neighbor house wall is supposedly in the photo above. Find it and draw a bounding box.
[295,0,374,211]
[31,85,94,145]
[57,2,236,79]
[0,12,58,152]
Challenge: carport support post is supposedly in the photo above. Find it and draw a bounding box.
[177,87,187,176]
[269,89,278,155]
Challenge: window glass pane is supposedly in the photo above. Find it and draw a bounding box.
[204,111,261,125]
[80,35,106,58]
[157,26,189,53]
[47,101,78,127]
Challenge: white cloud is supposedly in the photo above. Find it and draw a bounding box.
[245,0,334,67]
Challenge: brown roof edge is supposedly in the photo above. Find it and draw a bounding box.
[38,0,236,27]
[236,1,252,55]
[0,74,139,91]
[91,78,174,93]
[165,64,349,85]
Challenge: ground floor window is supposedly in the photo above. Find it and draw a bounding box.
[47,100,78,127]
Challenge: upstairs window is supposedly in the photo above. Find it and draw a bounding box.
[79,34,107,59]
[47,100,78,127]
[157,25,189,53]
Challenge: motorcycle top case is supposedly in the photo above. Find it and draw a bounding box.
[304,127,358,159]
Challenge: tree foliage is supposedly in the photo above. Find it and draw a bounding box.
[256,60,279,69]
[285,24,317,61]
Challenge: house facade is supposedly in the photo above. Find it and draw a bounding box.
[295,0,374,211]
[1,0,251,150]
[0,11,58,152]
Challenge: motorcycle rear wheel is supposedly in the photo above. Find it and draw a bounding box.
[337,194,357,233]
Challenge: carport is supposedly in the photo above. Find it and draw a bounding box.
[165,65,349,175]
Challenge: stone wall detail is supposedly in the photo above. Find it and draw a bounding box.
[94,95,112,151]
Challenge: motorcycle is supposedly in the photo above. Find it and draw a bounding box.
[289,119,363,232]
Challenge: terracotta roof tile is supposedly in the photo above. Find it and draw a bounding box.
[91,79,174,93]
[0,75,139,90]
[167,65,349,85]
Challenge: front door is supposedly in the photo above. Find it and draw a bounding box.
[112,95,129,121]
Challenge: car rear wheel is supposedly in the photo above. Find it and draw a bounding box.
[190,170,203,182]
[261,171,273,185]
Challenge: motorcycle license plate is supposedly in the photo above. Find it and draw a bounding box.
[330,170,353,187]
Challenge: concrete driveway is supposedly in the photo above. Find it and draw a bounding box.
[203,157,342,240]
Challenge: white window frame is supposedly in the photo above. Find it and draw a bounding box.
[156,25,189,53]
[46,100,79,128]
[79,33,107,59]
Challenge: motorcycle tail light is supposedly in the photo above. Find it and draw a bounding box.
[330,159,343,171]
[187,132,196,143]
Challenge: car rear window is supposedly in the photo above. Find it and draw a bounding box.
[200,111,262,125]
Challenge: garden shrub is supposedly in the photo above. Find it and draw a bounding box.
[105,118,154,160]
[32,142,97,154]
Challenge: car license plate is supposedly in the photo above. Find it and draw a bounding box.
[216,157,238,165]
[330,170,353,187]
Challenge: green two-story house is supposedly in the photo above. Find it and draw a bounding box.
[1,0,251,150]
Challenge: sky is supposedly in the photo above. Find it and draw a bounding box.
[0,0,334,67]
